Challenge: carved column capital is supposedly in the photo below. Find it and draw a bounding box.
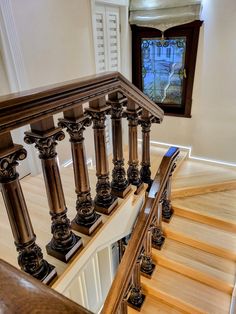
[58,115,92,142]
[24,128,65,159]
[0,145,27,182]
[123,109,141,127]
[86,106,111,129]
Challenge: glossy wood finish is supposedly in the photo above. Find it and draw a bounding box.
[0,259,92,314]
[0,72,163,135]
[87,97,118,214]
[108,92,131,198]
[24,117,82,262]
[0,133,56,283]
[139,110,160,187]
[125,99,143,192]
[58,108,102,235]
[102,147,180,314]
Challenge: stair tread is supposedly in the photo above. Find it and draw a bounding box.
[163,216,236,260]
[142,265,231,314]
[128,295,187,314]
[172,190,236,231]
[152,238,235,292]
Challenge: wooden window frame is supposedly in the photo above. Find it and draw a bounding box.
[131,21,203,117]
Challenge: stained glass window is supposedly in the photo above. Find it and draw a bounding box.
[141,37,186,105]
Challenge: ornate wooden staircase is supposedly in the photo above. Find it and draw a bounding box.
[0,72,235,314]
[128,165,236,314]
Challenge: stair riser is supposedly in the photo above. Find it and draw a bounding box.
[173,206,236,233]
[152,255,233,294]
[163,229,236,261]
[172,181,236,199]
[141,284,205,314]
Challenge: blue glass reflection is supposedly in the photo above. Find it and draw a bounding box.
[141,37,186,105]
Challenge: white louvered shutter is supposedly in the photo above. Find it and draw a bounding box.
[94,5,121,156]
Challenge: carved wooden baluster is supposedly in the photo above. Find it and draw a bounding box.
[152,200,165,250]
[139,110,160,188]
[0,133,56,284]
[58,107,102,235]
[107,92,131,198]
[124,99,143,194]
[86,97,118,214]
[141,228,156,278]
[128,255,145,310]
[162,163,176,222]
[24,117,82,263]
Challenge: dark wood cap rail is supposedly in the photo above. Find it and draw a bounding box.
[0,72,163,134]
[101,147,180,314]
[0,259,92,314]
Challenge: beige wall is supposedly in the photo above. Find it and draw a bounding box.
[149,0,236,164]
[0,52,10,95]
[11,0,95,88]
[9,0,96,165]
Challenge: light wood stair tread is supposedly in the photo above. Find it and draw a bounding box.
[128,295,187,314]
[163,216,236,260]
[152,238,235,293]
[141,265,231,314]
[172,190,236,232]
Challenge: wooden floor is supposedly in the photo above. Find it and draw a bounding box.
[0,145,236,313]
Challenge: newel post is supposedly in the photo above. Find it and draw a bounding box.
[24,117,82,263]
[107,92,131,198]
[124,99,143,194]
[58,107,102,235]
[152,200,165,250]
[86,97,118,214]
[0,132,56,284]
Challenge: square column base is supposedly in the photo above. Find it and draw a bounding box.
[152,236,165,250]
[71,213,103,236]
[46,235,83,263]
[111,184,132,198]
[128,294,146,312]
[94,198,118,215]
[141,263,156,279]
[42,264,57,285]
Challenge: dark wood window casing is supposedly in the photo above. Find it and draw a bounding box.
[131,21,203,118]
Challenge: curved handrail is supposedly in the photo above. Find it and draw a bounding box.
[101,147,180,314]
[0,72,163,134]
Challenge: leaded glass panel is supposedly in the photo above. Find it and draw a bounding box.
[141,37,186,105]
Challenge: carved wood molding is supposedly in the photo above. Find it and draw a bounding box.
[0,72,164,134]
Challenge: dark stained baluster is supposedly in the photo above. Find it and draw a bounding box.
[86,97,118,215]
[141,228,156,278]
[128,255,145,311]
[162,163,176,222]
[24,117,82,263]
[58,107,102,235]
[139,110,160,188]
[0,132,56,284]
[152,200,165,250]
[124,99,144,194]
[107,92,131,198]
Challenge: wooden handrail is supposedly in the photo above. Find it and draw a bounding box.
[0,259,92,314]
[0,72,163,134]
[102,147,180,314]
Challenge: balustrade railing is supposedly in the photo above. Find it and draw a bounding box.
[102,146,180,313]
[0,72,180,313]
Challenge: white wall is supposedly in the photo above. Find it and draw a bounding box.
[8,0,97,165]
[0,52,10,95]
[149,0,236,164]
